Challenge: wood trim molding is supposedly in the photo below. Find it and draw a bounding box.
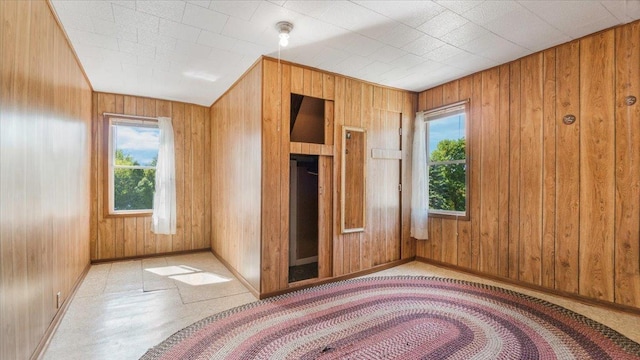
[32,263,91,360]
[91,248,210,264]
[416,257,640,316]
[259,258,414,299]
[210,249,260,299]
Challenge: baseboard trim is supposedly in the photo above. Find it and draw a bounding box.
[91,248,211,264]
[32,262,91,360]
[260,258,415,299]
[416,257,640,316]
[210,249,260,299]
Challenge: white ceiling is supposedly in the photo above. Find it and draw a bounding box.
[51,0,640,107]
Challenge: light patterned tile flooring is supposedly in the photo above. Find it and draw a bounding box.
[44,252,640,359]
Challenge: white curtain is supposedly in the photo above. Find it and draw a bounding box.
[152,117,177,235]
[411,111,429,240]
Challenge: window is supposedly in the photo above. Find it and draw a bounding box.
[107,116,160,215]
[425,102,468,218]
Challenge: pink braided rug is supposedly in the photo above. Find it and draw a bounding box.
[141,276,640,359]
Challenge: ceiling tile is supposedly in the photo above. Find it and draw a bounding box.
[281,1,332,19]
[181,3,228,33]
[136,1,185,22]
[402,35,446,56]
[174,41,214,59]
[374,23,425,48]
[462,1,523,25]
[601,0,640,22]
[484,7,571,51]
[439,21,490,47]
[434,0,483,14]
[208,1,262,21]
[320,1,388,32]
[92,18,138,42]
[519,1,618,39]
[418,10,469,38]
[458,33,529,63]
[66,30,120,51]
[197,31,236,51]
[118,39,157,58]
[186,1,211,9]
[368,45,407,64]
[221,16,270,44]
[354,0,446,27]
[138,29,177,51]
[424,43,466,63]
[158,18,201,43]
[113,4,160,33]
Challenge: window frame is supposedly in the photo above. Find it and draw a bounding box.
[104,114,159,217]
[424,100,470,221]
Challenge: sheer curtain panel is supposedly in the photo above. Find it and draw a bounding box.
[411,112,429,240]
[152,117,177,234]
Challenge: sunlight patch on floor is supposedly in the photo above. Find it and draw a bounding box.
[170,272,232,286]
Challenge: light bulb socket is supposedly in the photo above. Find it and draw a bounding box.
[276,21,293,47]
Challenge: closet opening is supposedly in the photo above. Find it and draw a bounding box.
[289,154,319,283]
[290,94,325,144]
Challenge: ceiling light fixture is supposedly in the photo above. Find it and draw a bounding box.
[276,21,293,47]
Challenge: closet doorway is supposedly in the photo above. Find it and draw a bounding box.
[289,155,319,282]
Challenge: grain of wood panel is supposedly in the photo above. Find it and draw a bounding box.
[519,54,544,285]
[303,68,312,96]
[498,64,510,278]
[401,93,417,260]
[325,101,334,146]
[279,63,291,289]
[90,94,210,260]
[614,22,640,307]
[470,74,482,270]
[541,49,556,288]
[457,76,473,268]
[291,66,304,94]
[555,41,580,294]
[318,156,333,278]
[1,1,91,357]
[323,73,334,100]
[333,76,346,276]
[210,62,262,292]
[311,70,323,98]
[479,68,500,275]
[261,59,283,292]
[579,30,615,301]
[508,62,522,280]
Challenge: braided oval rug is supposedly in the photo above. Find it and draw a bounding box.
[141,276,640,360]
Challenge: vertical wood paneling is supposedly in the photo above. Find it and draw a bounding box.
[498,64,510,278]
[479,68,500,275]
[519,54,543,285]
[614,21,640,307]
[542,49,556,288]
[1,1,91,358]
[555,41,581,294]
[210,63,262,292]
[579,30,615,301]
[90,94,211,261]
[470,75,482,269]
[417,20,640,310]
[508,61,522,281]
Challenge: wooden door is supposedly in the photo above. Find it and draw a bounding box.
[367,110,402,266]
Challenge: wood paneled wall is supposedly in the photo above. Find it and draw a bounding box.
[210,62,262,292]
[90,93,211,261]
[417,20,640,310]
[0,1,92,358]
[261,58,417,293]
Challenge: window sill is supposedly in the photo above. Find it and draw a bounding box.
[428,212,469,221]
[105,211,153,219]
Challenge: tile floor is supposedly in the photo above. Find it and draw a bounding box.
[43,252,640,359]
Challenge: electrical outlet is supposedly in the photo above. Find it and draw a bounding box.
[56,292,61,309]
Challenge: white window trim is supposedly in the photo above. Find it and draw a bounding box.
[107,116,159,215]
[425,101,468,217]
